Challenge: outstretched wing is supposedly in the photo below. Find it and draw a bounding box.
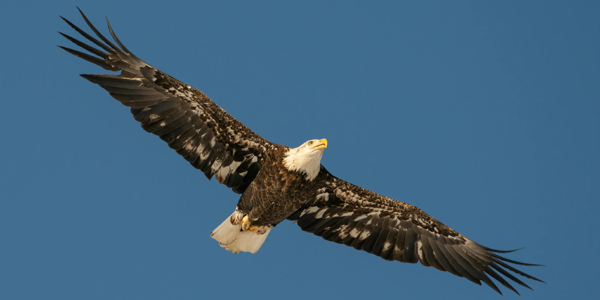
[59,9,274,193]
[288,170,543,295]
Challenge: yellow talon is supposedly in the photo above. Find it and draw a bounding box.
[241,215,251,231]
[241,215,266,233]
[249,225,262,232]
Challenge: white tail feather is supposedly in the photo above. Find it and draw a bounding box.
[210,212,271,254]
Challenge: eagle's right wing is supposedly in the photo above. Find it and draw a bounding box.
[59,9,274,194]
[288,170,543,295]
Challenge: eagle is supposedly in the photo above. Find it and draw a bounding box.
[59,8,543,295]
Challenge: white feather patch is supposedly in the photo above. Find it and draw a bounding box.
[315,209,326,219]
[416,240,424,261]
[210,210,271,254]
[316,193,329,201]
[300,206,319,217]
[283,142,324,181]
[354,215,367,222]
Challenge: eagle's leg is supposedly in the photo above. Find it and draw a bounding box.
[241,215,268,234]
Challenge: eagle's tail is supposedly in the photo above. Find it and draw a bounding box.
[210,210,271,254]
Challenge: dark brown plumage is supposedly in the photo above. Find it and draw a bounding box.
[59,8,543,295]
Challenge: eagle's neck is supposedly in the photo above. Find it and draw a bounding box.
[283,147,323,181]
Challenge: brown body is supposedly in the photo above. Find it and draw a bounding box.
[237,145,319,226]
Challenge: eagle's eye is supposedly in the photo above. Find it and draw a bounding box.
[308,141,314,146]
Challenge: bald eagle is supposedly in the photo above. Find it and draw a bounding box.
[59,9,543,295]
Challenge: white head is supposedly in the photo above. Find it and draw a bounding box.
[283,138,328,181]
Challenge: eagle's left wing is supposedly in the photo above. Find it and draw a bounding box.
[59,9,274,194]
[288,170,543,295]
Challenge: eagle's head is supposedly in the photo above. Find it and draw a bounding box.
[283,138,328,181]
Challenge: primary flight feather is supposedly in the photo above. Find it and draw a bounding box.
[59,8,543,295]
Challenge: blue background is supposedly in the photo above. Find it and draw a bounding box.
[2,1,599,299]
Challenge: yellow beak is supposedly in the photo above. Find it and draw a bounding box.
[313,138,328,149]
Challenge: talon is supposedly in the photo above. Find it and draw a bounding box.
[230,211,244,225]
[241,215,267,234]
[241,215,251,231]
[249,225,263,232]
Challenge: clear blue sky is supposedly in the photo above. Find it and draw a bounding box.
[1,1,599,299]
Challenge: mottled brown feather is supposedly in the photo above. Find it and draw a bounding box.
[288,169,543,295]
[60,11,274,194]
